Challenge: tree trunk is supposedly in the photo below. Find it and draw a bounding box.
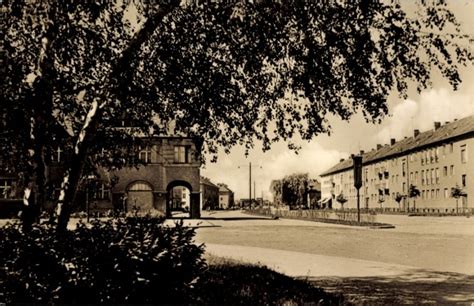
[55,2,180,231]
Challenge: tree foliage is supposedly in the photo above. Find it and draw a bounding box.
[1,0,472,228]
[450,184,465,199]
[408,184,421,198]
[271,173,310,207]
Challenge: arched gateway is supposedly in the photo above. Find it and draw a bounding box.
[166,180,200,218]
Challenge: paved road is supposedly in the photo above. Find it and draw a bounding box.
[194,210,474,304]
[195,210,474,274]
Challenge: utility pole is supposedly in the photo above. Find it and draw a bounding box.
[249,162,252,205]
[239,162,262,207]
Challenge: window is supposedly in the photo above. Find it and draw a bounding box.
[415,171,418,183]
[431,189,434,199]
[450,143,454,153]
[436,168,440,184]
[461,145,467,163]
[436,189,440,198]
[94,183,110,200]
[431,169,434,185]
[450,165,454,176]
[442,145,446,157]
[422,190,425,199]
[139,146,152,163]
[402,162,406,177]
[174,146,188,163]
[444,188,449,199]
[462,174,467,187]
[443,166,448,177]
[0,179,13,199]
[435,148,439,162]
[402,182,406,193]
[421,170,425,185]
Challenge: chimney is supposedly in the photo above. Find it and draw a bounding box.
[376,144,382,150]
[434,122,441,130]
[360,150,364,155]
[350,154,355,159]
[414,129,420,137]
[390,138,396,145]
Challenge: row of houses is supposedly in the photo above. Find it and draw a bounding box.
[319,116,474,213]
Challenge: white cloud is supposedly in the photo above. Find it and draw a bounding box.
[201,142,347,201]
[375,88,474,144]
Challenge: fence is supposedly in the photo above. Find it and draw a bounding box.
[251,207,379,225]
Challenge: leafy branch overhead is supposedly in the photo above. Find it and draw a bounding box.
[1,1,472,228]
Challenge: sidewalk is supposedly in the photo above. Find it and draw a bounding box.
[203,243,474,304]
[204,243,417,278]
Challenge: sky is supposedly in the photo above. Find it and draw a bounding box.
[200,2,474,201]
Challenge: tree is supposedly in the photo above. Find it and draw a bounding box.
[274,173,310,208]
[336,193,348,210]
[2,1,472,230]
[451,184,465,214]
[408,184,421,212]
[395,193,404,205]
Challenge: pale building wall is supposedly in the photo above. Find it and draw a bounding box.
[321,137,473,212]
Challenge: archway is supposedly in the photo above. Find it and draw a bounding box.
[166,180,199,218]
[127,181,154,213]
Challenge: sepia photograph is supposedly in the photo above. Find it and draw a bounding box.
[1,0,473,304]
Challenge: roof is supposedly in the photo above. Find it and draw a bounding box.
[200,177,219,188]
[320,115,474,177]
[219,184,233,193]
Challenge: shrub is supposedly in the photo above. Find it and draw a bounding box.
[0,217,206,304]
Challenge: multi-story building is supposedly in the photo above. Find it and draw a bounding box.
[200,176,219,210]
[320,116,474,213]
[0,136,202,218]
[218,184,234,209]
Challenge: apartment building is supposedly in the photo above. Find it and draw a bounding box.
[320,116,474,213]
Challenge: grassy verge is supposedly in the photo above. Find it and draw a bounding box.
[196,255,345,305]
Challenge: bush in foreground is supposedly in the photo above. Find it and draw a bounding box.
[0,217,205,304]
[1,218,343,304]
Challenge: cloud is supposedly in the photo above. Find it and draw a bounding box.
[201,142,347,201]
[375,88,474,144]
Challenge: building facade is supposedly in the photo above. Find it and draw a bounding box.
[320,117,474,213]
[218,184,234,209]
[200,176,219,210]
[0,136,202,218]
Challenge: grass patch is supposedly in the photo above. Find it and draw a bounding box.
[196,255,345,305]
